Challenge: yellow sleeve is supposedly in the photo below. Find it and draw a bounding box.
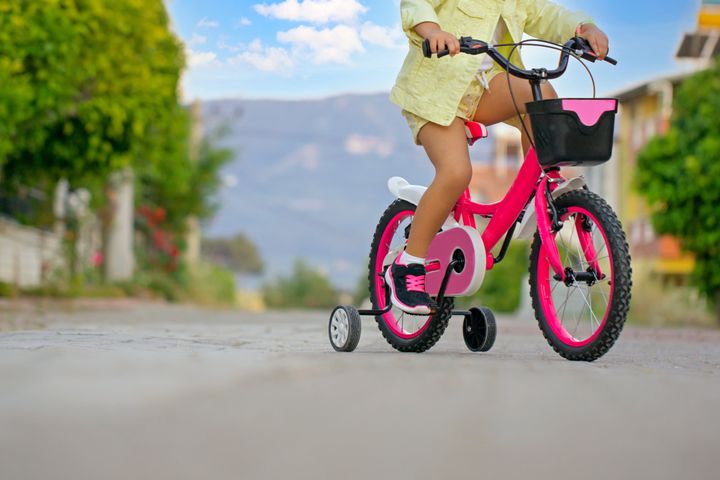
[400,0,446,46]
[521,0,594,44]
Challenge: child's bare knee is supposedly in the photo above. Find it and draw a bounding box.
[437,163,472,190]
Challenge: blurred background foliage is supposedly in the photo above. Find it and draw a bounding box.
[0,0,236,306]
[262,258,340,309]
[636,59,720,321]
[0,0,182,186]
[202,232,265,275]
[457,241,528,313]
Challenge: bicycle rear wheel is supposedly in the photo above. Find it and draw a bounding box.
[367,199,453,353]
[529,189,632,361]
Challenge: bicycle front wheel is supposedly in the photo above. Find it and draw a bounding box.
[529,189,632,361]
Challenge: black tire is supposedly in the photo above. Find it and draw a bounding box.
[328,305,362,352]
[529,189,632,361]
[463,306,497,352]
[368,199,454,353]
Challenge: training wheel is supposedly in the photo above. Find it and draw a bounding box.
[462,306,496,352]
[328,305,362,352]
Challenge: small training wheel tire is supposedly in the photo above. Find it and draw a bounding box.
[329,305,361,352]
[462,306,496,352]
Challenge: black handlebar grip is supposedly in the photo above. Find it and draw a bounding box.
[604,56,618,66]
[422,38,432,58]
[422,38,452,58]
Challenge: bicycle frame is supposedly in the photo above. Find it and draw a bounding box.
[450,146,599,282]
[425,36,611,283]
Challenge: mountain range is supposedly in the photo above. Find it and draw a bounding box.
[201,93,497,292]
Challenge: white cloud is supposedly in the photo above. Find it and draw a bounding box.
[197,16,219,28]
[254,0,368,24]
[188,33,207,46]
[278,25,363,64]
[230,39,295,73]
[360,22,404,49]
[218,39,241,52]
[188,50,219,67]
[236,17,252,27]
[344,134,394,157]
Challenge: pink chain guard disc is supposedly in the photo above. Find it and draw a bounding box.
[424,226,486,297]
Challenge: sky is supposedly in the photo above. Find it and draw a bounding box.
[167,0,703,100]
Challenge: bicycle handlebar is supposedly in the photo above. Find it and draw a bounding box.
[422,36,617,81]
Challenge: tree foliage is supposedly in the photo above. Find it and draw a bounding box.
[135,108,233,236]
[635,60,720,316]
[0,0,184,186]
[0,0,239,291]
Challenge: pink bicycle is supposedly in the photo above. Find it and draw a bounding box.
[328,36,632,361]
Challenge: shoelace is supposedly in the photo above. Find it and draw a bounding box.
[405,274,426,292]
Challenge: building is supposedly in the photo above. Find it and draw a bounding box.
[677,0,720,63]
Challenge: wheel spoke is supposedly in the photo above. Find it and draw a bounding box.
[558,285,572,326]
[575,284,601,328]
[571,286,584,337]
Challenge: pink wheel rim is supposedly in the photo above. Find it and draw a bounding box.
[537,206,614,347]
[374,209,433,339]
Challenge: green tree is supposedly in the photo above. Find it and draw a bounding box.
[0,0,184,186]
[0,0,234,293]
[261,258,339,309]
[635,60,720,322]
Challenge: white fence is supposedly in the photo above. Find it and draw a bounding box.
[0,217,63,287]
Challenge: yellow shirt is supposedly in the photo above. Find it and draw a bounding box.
[390,0,593,126]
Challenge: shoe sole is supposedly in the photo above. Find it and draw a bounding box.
[384,264,435,316]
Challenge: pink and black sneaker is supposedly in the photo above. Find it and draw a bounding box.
[383,255,439,315]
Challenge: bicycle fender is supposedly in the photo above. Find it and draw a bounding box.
[514,176,587,240]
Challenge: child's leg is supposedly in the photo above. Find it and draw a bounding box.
[404,117,473,258]
[473,72,558,153]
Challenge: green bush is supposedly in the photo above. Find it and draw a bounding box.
[0,281,18,298]
[184,262,237,306]
[130,261,236,306]
[261,258,339,309]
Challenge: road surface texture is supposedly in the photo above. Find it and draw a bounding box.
[1,301,719,480]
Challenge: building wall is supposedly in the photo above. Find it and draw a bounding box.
[0,218,63,287]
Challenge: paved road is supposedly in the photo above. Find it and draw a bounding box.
[1,302,719,480]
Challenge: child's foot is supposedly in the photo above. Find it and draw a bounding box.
[384,255,439,315]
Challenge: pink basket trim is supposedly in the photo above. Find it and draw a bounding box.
[561,99,617,127]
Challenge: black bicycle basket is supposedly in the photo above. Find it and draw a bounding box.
[526,98,618,167]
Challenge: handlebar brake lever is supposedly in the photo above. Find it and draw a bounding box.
[459,37,489,53]
[422,36,489,58]
[572,36,618,65]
